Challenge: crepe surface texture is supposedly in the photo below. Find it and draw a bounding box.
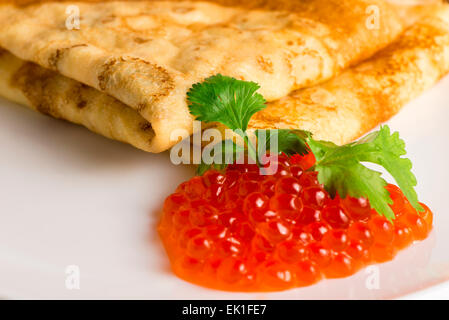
[0,49,157,151]
[249,4,449,145]
[0,0,405,152]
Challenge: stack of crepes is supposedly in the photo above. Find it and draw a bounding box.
[0,0,448,152]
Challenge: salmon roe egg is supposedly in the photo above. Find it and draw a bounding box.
[158,153,434,292]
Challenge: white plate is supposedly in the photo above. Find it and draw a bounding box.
[0,75,449,300]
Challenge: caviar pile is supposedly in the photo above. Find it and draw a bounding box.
[158,154,433,292]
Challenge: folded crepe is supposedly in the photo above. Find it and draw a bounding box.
[249,4,449,145]
[0,0,405,152]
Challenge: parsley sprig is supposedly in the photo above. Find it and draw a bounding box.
[187,75,423,220]
[188,75,265,163]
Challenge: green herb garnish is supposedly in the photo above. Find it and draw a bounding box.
[187,75,423,220]
[196,139,245,175]
[308,126,422,221]
[255,129,310,157]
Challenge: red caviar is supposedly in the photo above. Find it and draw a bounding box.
[158,154,433,292]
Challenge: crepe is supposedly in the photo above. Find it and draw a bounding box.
[0,0,404,152]
[249,4,449,145]
[0,49,157,151]
[1,5,448,152]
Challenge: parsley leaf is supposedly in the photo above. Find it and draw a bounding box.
[308,126,422,220]
[357,126,422,213]
[187,74,266,132]
[255,129,310,157]
[196,139,245,175]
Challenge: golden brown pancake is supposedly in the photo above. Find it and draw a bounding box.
[0,0,404,151]
[0,49,156,151]
[0,4,448,151]
[250,4,449,145]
